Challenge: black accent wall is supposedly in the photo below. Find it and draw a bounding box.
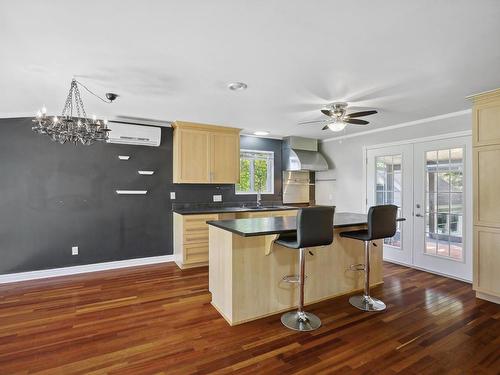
[0,118,283,274]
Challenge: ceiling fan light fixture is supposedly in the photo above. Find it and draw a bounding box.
[328,121,347,132]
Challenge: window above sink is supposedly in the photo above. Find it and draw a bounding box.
[236,150,274,195]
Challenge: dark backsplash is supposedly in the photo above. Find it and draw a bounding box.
[0,118,283,274]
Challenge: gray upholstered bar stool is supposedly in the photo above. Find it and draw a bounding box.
[275,206,335,331]
[339,204,398,312]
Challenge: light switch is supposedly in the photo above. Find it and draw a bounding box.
[170,192,176,200]
[213,194,222,202]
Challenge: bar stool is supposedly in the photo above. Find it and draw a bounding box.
[340,204,398,312]
[275,206,335,331]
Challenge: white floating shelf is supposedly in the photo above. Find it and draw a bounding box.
[115,190,148,195]
[118,155,130,160]
[138,170,155,175]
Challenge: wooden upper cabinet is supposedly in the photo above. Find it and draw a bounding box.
[472,89,500,146]
[173,121,241,184]
[175,128,211,183]
[210,132,240,183]
[471,88,500,302]
[474,145,500,227]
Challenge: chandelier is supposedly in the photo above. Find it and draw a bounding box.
[32,79,114,145]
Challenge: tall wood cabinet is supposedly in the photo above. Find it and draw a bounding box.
[172,121,241,184]
[471,88,500,304]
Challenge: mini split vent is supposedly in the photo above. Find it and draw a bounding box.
[107,122,162,147]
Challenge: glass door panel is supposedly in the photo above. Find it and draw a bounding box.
[375,155,402,248]
[424,148,464,261]
[414,137,472,281]
[367,144,413,265]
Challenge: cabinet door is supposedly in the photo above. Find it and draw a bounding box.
[474,226,500,296]
[474,101,500,146]
[474,145,500,228]
[210,132,240,183]
[175,129,211,183]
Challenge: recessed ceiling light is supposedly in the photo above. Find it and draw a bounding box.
[253,131,269,136]
[227,82,248,91]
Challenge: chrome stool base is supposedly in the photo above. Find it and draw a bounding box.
[281,311,321,331]
[349,295,386,312]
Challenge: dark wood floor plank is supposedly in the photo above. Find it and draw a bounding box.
[0,262,498,374]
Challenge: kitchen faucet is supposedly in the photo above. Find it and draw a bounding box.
[256,191,262,208]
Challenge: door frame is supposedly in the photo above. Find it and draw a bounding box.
[362,130,472,282]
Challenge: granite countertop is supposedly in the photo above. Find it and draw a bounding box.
[207,212,406,237]
[206,212,371,236]
[173,205,298,215]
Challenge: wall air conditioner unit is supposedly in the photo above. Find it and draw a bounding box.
[106,122,162,147]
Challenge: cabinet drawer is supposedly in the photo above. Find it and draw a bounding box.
[184,243,209,264]
[184,231,209,244]
[183,214,219,230]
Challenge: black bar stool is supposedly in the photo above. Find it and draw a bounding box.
[275,206,335,331]
[339,204,398,312]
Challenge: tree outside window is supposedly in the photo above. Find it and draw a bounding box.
[236,150,274,194]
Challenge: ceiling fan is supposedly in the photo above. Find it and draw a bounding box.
[299,102,377,132]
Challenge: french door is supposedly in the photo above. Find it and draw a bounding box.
[413,138,472,281]
[366,136,472,281]
[367,145,413,265]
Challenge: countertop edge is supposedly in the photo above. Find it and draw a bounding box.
[173,206,299,215]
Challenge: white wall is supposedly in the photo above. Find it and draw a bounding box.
[316,111,472,212]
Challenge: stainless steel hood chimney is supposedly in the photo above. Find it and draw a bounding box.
[282,136,328,171]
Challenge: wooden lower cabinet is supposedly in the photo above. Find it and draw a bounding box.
[173,210,298,269]
[473,226,500,302]
[174,213,219,269]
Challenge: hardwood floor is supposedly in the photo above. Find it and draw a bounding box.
[0,262,498,374]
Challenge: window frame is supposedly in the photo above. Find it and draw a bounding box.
[235,149,275,195]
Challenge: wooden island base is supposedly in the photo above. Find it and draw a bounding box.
[208,225,383,326]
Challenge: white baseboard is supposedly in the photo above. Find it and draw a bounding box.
[0,255,175,284]
[383,258,472,283]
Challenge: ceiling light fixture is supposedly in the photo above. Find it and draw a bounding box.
[227,82,248,91]
[253,131,269,136]
[327,120,347,132]
[32,78,116,145]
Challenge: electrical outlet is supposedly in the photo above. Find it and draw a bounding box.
[72,246,79,255]
[213,194,222,202]
[170,192,176,200]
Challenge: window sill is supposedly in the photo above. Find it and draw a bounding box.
[235,192,274,195]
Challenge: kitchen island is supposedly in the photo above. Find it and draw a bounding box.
[207,213,384,326]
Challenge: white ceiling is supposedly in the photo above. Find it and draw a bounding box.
[1,0,500,139]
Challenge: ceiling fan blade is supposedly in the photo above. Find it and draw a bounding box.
[321,109,333,117]
[345,118,369,125]
[298,120,326,125]
[322,125,329,130]
[345,110,378,118]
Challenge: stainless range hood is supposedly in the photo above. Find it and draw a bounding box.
[282,136,328,171]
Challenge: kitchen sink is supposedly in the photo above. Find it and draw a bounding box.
[244,205,292,210]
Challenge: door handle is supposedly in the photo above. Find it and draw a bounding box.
[415,213,423,217]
